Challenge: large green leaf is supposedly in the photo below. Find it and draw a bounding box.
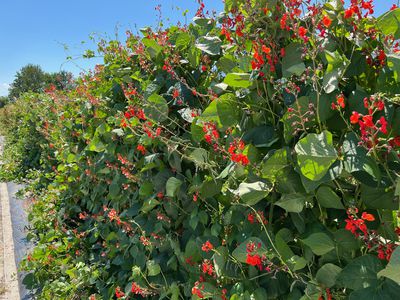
[282,43,306,77]
[377,8,400,39]
[235,181,272,205]
[199,93,240,129]
[301,232,335,256]
[387,54,400,82]
[144,93,169,122]
[295,131,337,181]
[242,125,278,148]
[223,73,254,88]
[323,50,349,93]
[378,246,400,284]
[261,148,288,181]
[166,177,183,197]
[343,132,367,173]
[275,193,311,213]
[337,255,383,290]
[195,36,222,55]
[316,186,344,209]
[361,185,398,210]
[349,280,400,300]
[316,263,342,288]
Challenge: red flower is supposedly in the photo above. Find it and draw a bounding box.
[131,282,143,295]
[247,213,255,224]
[361,212,375,222]
[201,260,214,275]
[391,4,398,11]
[201,65,207,72]
[362,115,374,128]
[336,95,345,108]
[172,89,180,99]
[298,26,308,38]
[192,283,204,298]
[350,111,360,124]
[322,15,332,28]
[201,241,214,252]
[115,287,125,298]
[379,116,388,134]
[344,7,355,19]
[136,144,146,155]
[246,254,262,269]
[262,45,271,55]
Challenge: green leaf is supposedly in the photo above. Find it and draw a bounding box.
[275,231,307,271]
[141,198,160,213]
[316,186,344,209]
[242,125,278,148]
[387,54,400,82]
[195,36,222,55]
[282,43,306,77]
[377,8,400,39]
[349,280,400,300]
[143,38,163,59]
[223,73,254,88]
[261,148,288,181]
[301,232,335,256]
[334,229,360,253]
[378,246,400,284]
[295,131,337,181]
[316,263,342,288]
[175,32,192,49]
[144,93,168,122]
[199,93,240,129]
[361,185,398,210]
[323,50,349,94]
[166,177,183,197]
[343,132,367,173]
[146,260,161,276]
[188,148,211,169]
[235,181,272,205]
[337,255,383,290]
[275,193,311,213]
[87,136,106,152]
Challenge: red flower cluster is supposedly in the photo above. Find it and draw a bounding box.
[228,139,249,166]
[131,282,145,296]
[245,241,263,270]
[202,122,219,144]
[350,96,389,149]
[345,209,374,236]
[115,287,125,298]
[344,0,374,19]
[201,259,214,276]
[247,210,268,225]
[124,106,146,120]
[201,240,214,252]
[136,144,146,155]
[345,208,397,261]
[331,94,345,110]
[192,281,205,298]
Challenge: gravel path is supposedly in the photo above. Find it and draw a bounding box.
[0,137,31,299]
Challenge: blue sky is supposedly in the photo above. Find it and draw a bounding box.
[0,0,394,96]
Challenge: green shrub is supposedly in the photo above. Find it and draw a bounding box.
[2,1,399,299]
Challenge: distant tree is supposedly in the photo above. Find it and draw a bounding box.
[45,70,74,91]
[0,96,8,108]
[8,65,75,100]
[8,64,47,100]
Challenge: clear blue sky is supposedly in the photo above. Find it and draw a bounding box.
[0,0,394,96]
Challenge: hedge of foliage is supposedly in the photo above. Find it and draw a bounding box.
[1,0,400,299]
